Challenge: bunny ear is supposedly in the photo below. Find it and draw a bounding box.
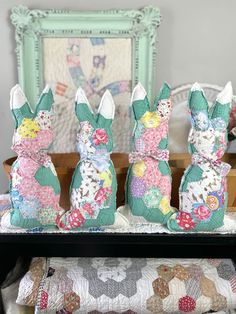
[98,90,115,119]
[35,85,54,115]
[75,87,93,112]
[131,82,150,120]
[131,82,147,103]
[10,84,32,127]
[216,81,233,104]
[75,87,95,122]
[189,82,209,111]
[155,82,172,119]
[97,90,115,126]
[10,85,29,110]
[188,82,210,130]
[155,82,171,104]
[210,81,232,125]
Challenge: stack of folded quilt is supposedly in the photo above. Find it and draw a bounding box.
[1,257,235,314]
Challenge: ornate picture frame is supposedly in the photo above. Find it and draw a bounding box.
[11,5,161,152]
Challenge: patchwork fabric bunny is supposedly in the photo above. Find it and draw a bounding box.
[8,85,64,229]
[168,82,232,232]
[126,82,174,223]
[57,88,117,230]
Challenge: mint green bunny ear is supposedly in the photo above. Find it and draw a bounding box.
[210,81,232,125]
[154,82,171,109]
[97,90,115,127]
[35,85,54,115]
[75,87,95,125]
[10,84,33,127]
[131,83,150,120]
[189,82,209,112]
[188,83,210,130]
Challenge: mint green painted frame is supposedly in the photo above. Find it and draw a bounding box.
[11,5,161,106]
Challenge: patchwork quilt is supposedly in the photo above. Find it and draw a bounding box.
[15,257,236,313]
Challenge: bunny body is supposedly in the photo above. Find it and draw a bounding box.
[57,88,117,230]
[168,82,232,232]
[9,85,63,229]
[126,83,174,223]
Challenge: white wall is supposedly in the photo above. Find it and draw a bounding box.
[0,0,236,192]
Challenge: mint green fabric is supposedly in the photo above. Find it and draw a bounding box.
[34,167,61,195]
[12,103,32,127]
[180,166,203,192]
[210,101,231,123]
[158,161,171,176]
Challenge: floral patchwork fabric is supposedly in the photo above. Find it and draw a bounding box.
[168,82,233,232]
[57,88,117,230]
[18,257,235,313]
[146,259,236,313]
[7,85,63,229]
[126,82,174,223]
[16,257,46,306]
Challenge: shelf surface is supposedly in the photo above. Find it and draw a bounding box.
[0,232,235,258]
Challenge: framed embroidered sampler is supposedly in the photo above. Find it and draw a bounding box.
[11,5,161,152]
